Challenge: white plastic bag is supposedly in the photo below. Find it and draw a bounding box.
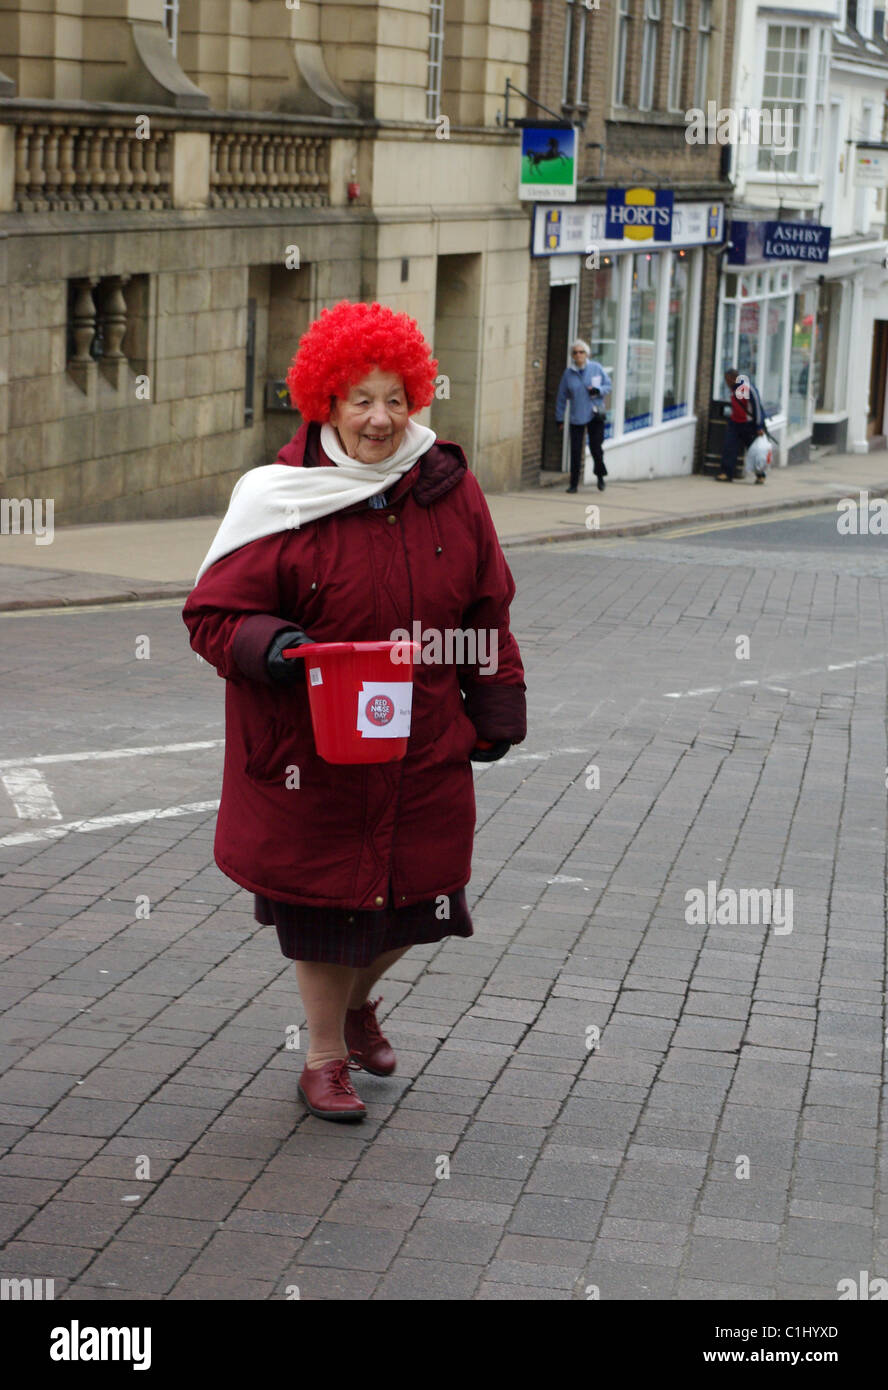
[745,434,772,477]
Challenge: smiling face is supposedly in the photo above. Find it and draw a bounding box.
[329,368,410,464]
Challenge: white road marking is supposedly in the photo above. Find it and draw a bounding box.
[0,767,62,821]
[663,652,887,699]
[0,739,224,770]
[0,800,220,848]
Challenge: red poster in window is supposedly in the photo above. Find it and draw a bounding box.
[739,303,760,335]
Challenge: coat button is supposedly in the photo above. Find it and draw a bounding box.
[387,514,397,524]
[374,895,384,906]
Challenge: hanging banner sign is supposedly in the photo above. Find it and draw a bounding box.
[855,147,888,187]
[728,220,831,264]
[519,126,577,202]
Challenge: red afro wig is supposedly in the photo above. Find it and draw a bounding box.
[286,301,438,423]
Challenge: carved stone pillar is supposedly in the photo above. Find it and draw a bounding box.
[68,278,99,395]
[98,275,131,390]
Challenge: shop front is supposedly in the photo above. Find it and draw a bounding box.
[718,218,832,463]
[533,194,724,480]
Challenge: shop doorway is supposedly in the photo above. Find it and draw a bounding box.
[542,283,573,473]
[867,320,888,444]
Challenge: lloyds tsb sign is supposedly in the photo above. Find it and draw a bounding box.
[605,187,674,243]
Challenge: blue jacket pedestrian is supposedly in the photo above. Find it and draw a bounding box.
[555,353,612,425]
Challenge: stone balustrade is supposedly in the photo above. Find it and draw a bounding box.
[209,131,329,209]
[1,106,336,212]
[14,122,172,212]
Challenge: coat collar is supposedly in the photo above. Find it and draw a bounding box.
[275,420,467,508]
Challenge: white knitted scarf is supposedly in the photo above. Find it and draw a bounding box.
[195,418,436,582]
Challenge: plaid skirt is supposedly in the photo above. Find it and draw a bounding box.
[254,886,473,966]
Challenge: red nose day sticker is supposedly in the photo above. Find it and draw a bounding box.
[365,694,395,726]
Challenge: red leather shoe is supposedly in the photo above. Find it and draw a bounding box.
[297,1058,367,1122]
[345,996,396,1076]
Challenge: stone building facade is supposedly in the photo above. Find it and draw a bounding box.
[0,0,532,524]
[522,0,736,484]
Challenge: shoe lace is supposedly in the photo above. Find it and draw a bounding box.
[328,1058,362,1096]
[359,996,386,1044]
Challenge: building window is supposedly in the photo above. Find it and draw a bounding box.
[562,1,590,108]
[789,287,816,431]
[164,0,179,57]
[720,269,792,419]
[857,0,874,38]
[625,253,661,430]
[614,0,632,107]
[663,250,692,419]
[757,25,809,174]
[668,0,688,112]
[640,0,661,111]
[426,0,445,122]
[809,29,829,176]
[693,0,712,108]
[587,261,620,439]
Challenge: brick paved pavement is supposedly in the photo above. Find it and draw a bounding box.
[0,516,886,1300]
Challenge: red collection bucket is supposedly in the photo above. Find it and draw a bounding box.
[283,640,420,765]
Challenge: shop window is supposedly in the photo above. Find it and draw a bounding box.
[762,296,789,416]
[720,301,736,389]
[789,287,816,431]
[625,253,660,431]
[737,297,760,384]
[587,260,620,439]
[663,251,691,420]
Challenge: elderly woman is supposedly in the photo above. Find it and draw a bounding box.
[183,301,526,1123]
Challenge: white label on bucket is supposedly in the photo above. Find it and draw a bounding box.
[355,682,413,739]
[309,667,323,686]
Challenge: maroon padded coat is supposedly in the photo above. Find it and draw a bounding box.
[182,421,527,911]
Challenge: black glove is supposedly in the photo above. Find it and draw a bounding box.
[469,738,511,763]
[266,628,314,686]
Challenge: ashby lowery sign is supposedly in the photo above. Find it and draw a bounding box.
[728,220,831,265]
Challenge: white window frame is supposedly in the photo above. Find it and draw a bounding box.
[640,0,661,112]
[563,0,589,107]
[574,2,588,106]
[858,0,874,39]
[808,28,829,176]
[614,0,632,108]
[693,0,712,108]
[668,0,688,113]
[755,23,832,179]
[426,0,445,122]
[164,0,179,57]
